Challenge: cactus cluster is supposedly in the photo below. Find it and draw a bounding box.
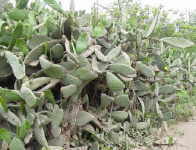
[0,0,195,150]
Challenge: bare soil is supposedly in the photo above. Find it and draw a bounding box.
[164,117,196,150]
[134,115,196,150]
[156,114,196,150]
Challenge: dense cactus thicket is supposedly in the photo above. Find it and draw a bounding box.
[0,0,195,150]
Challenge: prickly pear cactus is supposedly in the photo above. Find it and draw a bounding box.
[0,1,195,150]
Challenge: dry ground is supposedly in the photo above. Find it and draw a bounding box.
[134,114,196,150]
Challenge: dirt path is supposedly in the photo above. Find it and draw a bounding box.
[134,115,196,150]
[166,118,196,150]
[156,115,196,150]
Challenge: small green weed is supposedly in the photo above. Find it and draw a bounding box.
[170,89,196,121]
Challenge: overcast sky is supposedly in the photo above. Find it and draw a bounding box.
[142,0,196,10]
[60,0,196,11]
